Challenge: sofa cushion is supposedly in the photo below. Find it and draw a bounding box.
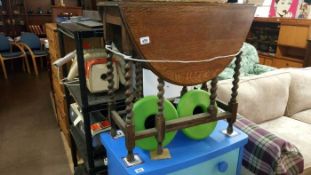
[259,116,311,169]
[287,67,311,117]
[291,109,311,124]
[217,70,291,124]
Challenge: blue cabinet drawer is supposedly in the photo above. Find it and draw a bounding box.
[168,148,240,175]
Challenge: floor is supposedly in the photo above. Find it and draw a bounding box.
[0,68,71,175]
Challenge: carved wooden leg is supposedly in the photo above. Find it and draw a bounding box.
[125,123,135,162]
[208,78,218,117]
[156,78,165,155]
[180,86,187,96]
[125,60,135,162]
[227,52,242,134]
[201,81,208,91]
[107,51,117,137]
[135,62,143,99]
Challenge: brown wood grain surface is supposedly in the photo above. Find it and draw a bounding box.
[119,2,256,85]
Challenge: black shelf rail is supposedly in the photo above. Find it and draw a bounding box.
[57,23,106,175]
[74,165,88,175]
[66,85,126,112]
[70,126,107,171]
[70,126,88,165]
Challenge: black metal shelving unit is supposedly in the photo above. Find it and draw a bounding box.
[67,85,126,112]
[57,23,125,175]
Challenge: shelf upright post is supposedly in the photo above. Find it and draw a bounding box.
[74,32,95,171]
[57,29,78,167]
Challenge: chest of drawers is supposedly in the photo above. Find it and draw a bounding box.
[100,120,248,175]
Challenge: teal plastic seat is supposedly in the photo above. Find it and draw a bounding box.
[0,34,30,79]
[1,51,24,58]
[20,32,48,76]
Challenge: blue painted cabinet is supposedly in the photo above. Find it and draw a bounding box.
[100,120,248,175]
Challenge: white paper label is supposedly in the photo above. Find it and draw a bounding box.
[140,36,150,45]
[104,158,108,166]
[113,130,125,139]
[135,167,144,174]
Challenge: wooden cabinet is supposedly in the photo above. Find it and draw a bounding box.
[0,0,53,36]
[82,0,97,10]
[246,19,279,57]
[247,17,311,68]
[23,0,54,35]
[273,58,303,68]
[46,23,70,145]
[259,56,264,64]
[276,21,310,67]
[0,0,81,37]
[259,54,274,66]
[25,0,81,35]
[0,0,26,37]
[278,25,309,48]
[51,6,82,23]
[265,57,273,66]
[305,40,311,67]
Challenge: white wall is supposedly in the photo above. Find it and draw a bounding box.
[255,0,273,17]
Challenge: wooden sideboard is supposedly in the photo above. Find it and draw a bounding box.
[51,6,82,23]
[46,23,71,145]
[247,17,311,68]
[46,23,105,148]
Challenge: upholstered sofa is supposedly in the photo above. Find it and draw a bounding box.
[217,68,311,175]
[218,42,275,80]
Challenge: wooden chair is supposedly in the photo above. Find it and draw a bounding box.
[19,32,48,76]
[0,34,30,79]
[28,25,46,37]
